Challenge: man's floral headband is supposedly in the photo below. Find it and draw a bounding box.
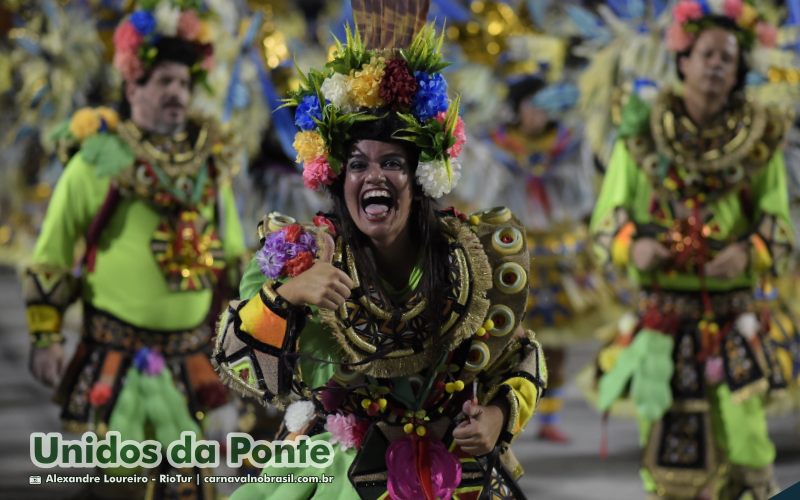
[667,0,778,52]
[113,0,214,83]
[286,25,467,199]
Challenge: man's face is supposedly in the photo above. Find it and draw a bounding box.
[518,100,549,137]
[679,28,740,99]
[126,62,191,134]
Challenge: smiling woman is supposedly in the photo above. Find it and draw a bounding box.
[211,2,548,499]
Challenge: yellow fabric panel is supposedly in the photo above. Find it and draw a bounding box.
[502,376,539,434]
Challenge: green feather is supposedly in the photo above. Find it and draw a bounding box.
[81,133,134,177]
[618,93,651,139]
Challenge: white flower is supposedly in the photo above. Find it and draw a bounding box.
[283,400,316,433]
[154,3,180,37]
[321,73,355,113]
[416,157,462,199]
[735,313,759,340]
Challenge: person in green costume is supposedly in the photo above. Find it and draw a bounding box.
[22,2,245,498]
[590,3,794,499]
[212,2,547,498]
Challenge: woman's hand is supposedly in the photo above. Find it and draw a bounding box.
[631,237,671,272]
[705,242,749,279]
[452,400,507,456]
[30,343,64,387]
[276,262,354,310]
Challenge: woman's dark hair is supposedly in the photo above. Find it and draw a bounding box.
[507,76,546,114]
[675,15,749,95]
[327,112,451,335]
[119,37,203,119]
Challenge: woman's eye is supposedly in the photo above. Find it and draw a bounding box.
[383,159,403,169]
[348,161,367,171]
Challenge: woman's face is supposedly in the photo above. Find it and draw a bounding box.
[343,139,414,247]
[679,27,740,99]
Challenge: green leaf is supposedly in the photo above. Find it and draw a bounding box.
[49,120,72,141]
[618,93,650,139]
[81,133,134,177]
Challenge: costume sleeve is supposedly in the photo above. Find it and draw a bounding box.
[23,154,107,346]
[219,181,246,262]
[749,152,795,275]
[216,236,324,408]
[480,329,547,446]
[589,141,638,268]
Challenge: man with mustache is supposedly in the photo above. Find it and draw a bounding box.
[22,2,244,496]
[591,2,794,499]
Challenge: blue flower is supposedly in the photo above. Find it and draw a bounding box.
[133,347,151,372]
[295,94,323,131]
[412,72,449,122]
[130,10,157,37]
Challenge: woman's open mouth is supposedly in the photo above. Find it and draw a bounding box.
[360,188,395,222]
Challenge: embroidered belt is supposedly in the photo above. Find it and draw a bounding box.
[84,306,210,356]
[638,288,753,321]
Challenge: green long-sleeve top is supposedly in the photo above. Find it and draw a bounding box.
[27,136,245,333]
[590,91,795,292]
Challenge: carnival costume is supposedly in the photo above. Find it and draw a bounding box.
[22,1,245,495]
[489,73,611,440]
[590,2,794,498]
[213,2,546,498]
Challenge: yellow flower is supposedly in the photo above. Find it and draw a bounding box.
[349,56,385,108]
[738,4,758,29]
[95,107,119,131]
[197,21,213,44]
[292,131,326,163]
[69,108,101,141]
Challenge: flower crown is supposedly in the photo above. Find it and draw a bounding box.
[112,0,214,83]
[285,25,467,199]
[666,0,778,52]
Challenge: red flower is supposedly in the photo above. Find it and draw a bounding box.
[89,382,112,407]
[313,215,337,235]
[283,224,303,243]
[285,251,314,277]
[352,419,371,449]
[379,59,418,110]
[196,382,228,409]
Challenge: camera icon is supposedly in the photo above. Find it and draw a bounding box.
[29,476,42,485]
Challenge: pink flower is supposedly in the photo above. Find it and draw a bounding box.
[756,22,778,47]
[177,10,201,40]
[666,23,694,52]
[435,113,467,158]
[705,356,724,384]
[326,413,362,451]
[113,22,142,54]
[386,435,461,500]
[201,54,214,72]
[302,156,335,190]
[723,0,743,19]
[113,51,145,81]
[673,1,703,24]
[144,350,165,376]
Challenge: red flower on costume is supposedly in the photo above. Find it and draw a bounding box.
[285,251,314,277]
[313,215,337,235]
[89,382,113,407]
[283,224,303,243]
[379,59,418,110]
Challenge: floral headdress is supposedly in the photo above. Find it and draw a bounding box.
[286,24,467,199]
[112,0,214,83]
[666,0,778,52]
